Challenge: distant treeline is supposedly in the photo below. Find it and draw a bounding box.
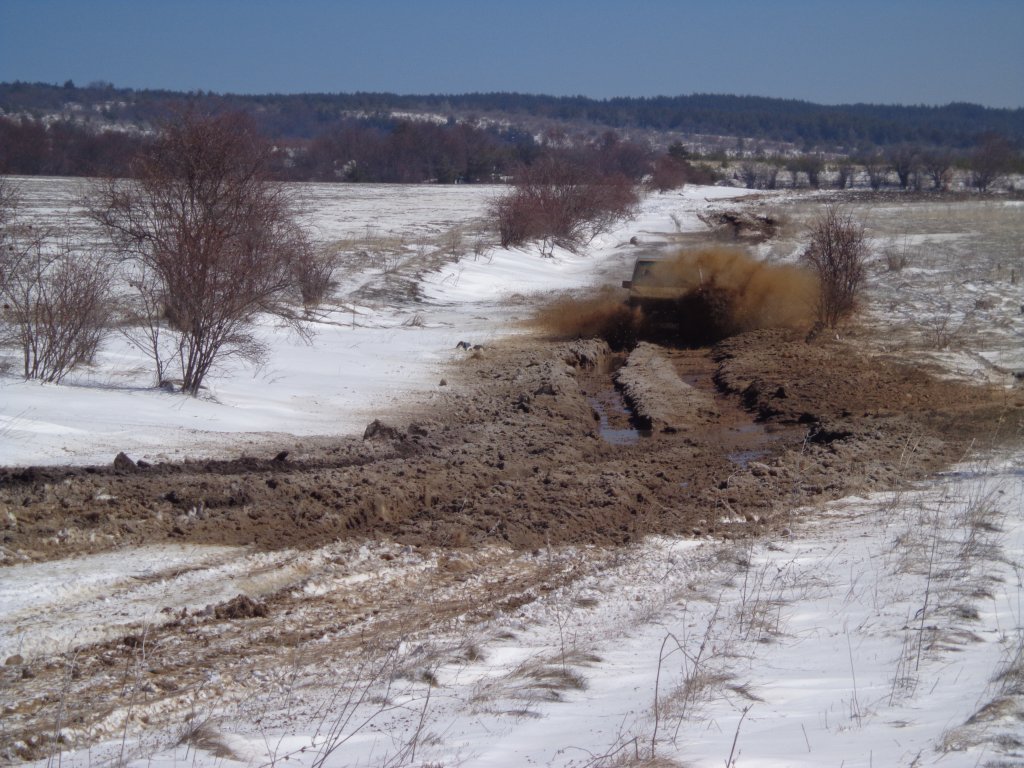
[0,111,669,184]
[3,81,1023,150]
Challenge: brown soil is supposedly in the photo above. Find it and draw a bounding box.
[3,328,1023,760]
[3,330,1020,562]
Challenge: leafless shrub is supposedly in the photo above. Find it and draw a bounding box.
[969,133,1016,192]
[920,149,954,191]
[788,155,824,189]
[1,185,111,382]
[898,287,976,350]
[90,108,314,396]
[887,145,921,190]
[882,238,915,272]
[650,596,729,750]
[177,718,242,760]
[492,155,638,253]
[443,226,463,258]
[647,153,716,192]
[292,246,341,309]
[472,237,488,261]
[801,205,868,327]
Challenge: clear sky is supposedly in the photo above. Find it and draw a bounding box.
[1,0,1022,108]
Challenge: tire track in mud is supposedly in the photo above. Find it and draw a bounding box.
[3,331,1019,559]
[0,540,597,761]
[2,329,1022,759]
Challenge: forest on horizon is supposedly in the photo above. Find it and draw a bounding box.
[1,80,1021,186]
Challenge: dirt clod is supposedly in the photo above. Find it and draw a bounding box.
[213,595,268,620]
[113,452,138,472]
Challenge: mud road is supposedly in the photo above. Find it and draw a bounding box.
[2,327,1022,758]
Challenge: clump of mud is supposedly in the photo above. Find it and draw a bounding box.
[533,248,819,348]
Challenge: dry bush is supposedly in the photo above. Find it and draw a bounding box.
[738,161,780,190]
[177,718,242,760]
[90,108,314,395]
[801,205,868,327]
[647,155,717,192]
[291,246,341,308]
[493,155,638,253]
[1,183,111,382]
[1,245,111,383]
[882,239,915,272]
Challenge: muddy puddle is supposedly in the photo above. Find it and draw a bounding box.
[579,345,798,461]
[587,394,652,445]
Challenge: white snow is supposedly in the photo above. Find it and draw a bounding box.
[28,456,1021,768]
[3,179,1022,767]
[0,180,747,467]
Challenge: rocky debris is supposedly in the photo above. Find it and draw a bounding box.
[407,423,429,437]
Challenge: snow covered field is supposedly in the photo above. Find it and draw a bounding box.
[2,180,1022,766]
[7,453,1021,767]
[0,179,742,467]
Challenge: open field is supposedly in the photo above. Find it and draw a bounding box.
[1,181,1022,767]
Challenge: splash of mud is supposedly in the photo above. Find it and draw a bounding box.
[533,248,818,347]
[531,286,641,349]
[640,247,818,337]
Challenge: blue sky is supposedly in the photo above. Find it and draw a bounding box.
[1,0,1022,108]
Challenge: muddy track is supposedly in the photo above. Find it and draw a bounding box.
[2,329,1022,759]
[3,330,1019,562]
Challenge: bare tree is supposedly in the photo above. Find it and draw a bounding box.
[788,155,823,189]
[91,109,317,395]
[737,160,780,190]
[920,149,954,191]
[802,205,868,328]
[887,145,920,190]
[738,160,760,189]
[861,154,891,190]
[834,163,854,190]
[1,181,111,382]
[968,133,1016,192]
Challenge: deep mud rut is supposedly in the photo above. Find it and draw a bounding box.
[2,328,1022,758]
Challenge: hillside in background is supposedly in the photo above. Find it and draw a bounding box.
[3,81,1023,149]
[1,81,1022,186]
